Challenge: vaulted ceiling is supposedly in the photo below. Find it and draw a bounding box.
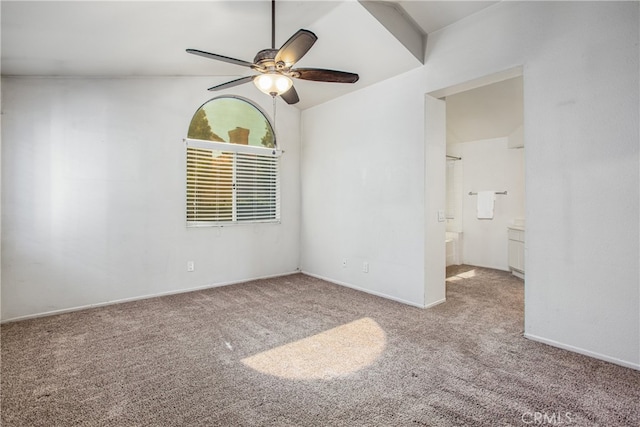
[446,76,523,144]
[1,1,499,110]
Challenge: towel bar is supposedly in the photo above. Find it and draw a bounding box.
[468,191,508,195]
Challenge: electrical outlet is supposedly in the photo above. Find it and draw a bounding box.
[363,261,369,273]
[187,261,195,272]
[342,258,347,268]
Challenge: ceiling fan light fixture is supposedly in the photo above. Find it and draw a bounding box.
[187,1,357,105]
[254,73,293,96]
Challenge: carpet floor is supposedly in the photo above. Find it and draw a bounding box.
[1,267,639,426]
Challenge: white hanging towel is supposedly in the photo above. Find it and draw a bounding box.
[477,191,496,219]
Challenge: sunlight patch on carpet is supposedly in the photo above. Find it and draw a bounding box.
[241,317,386,380]
[446,269,477,282]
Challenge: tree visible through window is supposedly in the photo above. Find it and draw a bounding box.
[185,96,280,226]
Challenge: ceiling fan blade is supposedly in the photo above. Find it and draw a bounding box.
[280,86,300,105]
[274,29,317,68]
[186,49,255,68]
[293,68,359,83]
[208,76,255,91]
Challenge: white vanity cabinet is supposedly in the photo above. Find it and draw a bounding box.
[508,226,525,278]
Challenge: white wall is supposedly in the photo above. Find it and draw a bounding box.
[300,68,427,307]
[454,138,525,270]
[302,1,639,368]
[424,95,447,307]
[518,2,639,368]
[1,76,301,321]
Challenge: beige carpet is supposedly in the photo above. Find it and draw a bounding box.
[2,267,639,426]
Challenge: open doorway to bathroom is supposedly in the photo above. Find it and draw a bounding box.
[424,68,525,310]
[444,75,525,276]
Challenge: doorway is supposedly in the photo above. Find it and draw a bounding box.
[425,68,525,308]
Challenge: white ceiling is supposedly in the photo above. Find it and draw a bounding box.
[397,0,498,34]
[1,1,500,110]
[446,76,523,144]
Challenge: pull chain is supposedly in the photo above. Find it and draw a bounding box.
[272,95,277,149]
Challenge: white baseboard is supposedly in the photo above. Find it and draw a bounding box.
[524,333,640,371]
[1,271,300,324]
[424,298,446,309]
[301,271,426,309]
[510,269,524,280]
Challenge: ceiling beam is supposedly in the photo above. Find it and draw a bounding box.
[358,1,425,64]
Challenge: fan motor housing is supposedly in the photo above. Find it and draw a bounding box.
[254,49,286,71]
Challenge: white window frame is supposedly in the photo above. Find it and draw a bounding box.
[185,138,282,227]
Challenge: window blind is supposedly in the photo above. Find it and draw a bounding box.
[186,139,281,226]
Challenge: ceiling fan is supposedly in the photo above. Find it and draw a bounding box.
[186,0,359,105]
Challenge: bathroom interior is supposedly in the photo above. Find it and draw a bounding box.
[444,76,525,278]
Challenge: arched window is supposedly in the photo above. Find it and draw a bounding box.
[185,96,281,226]
[187,96,275,147]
